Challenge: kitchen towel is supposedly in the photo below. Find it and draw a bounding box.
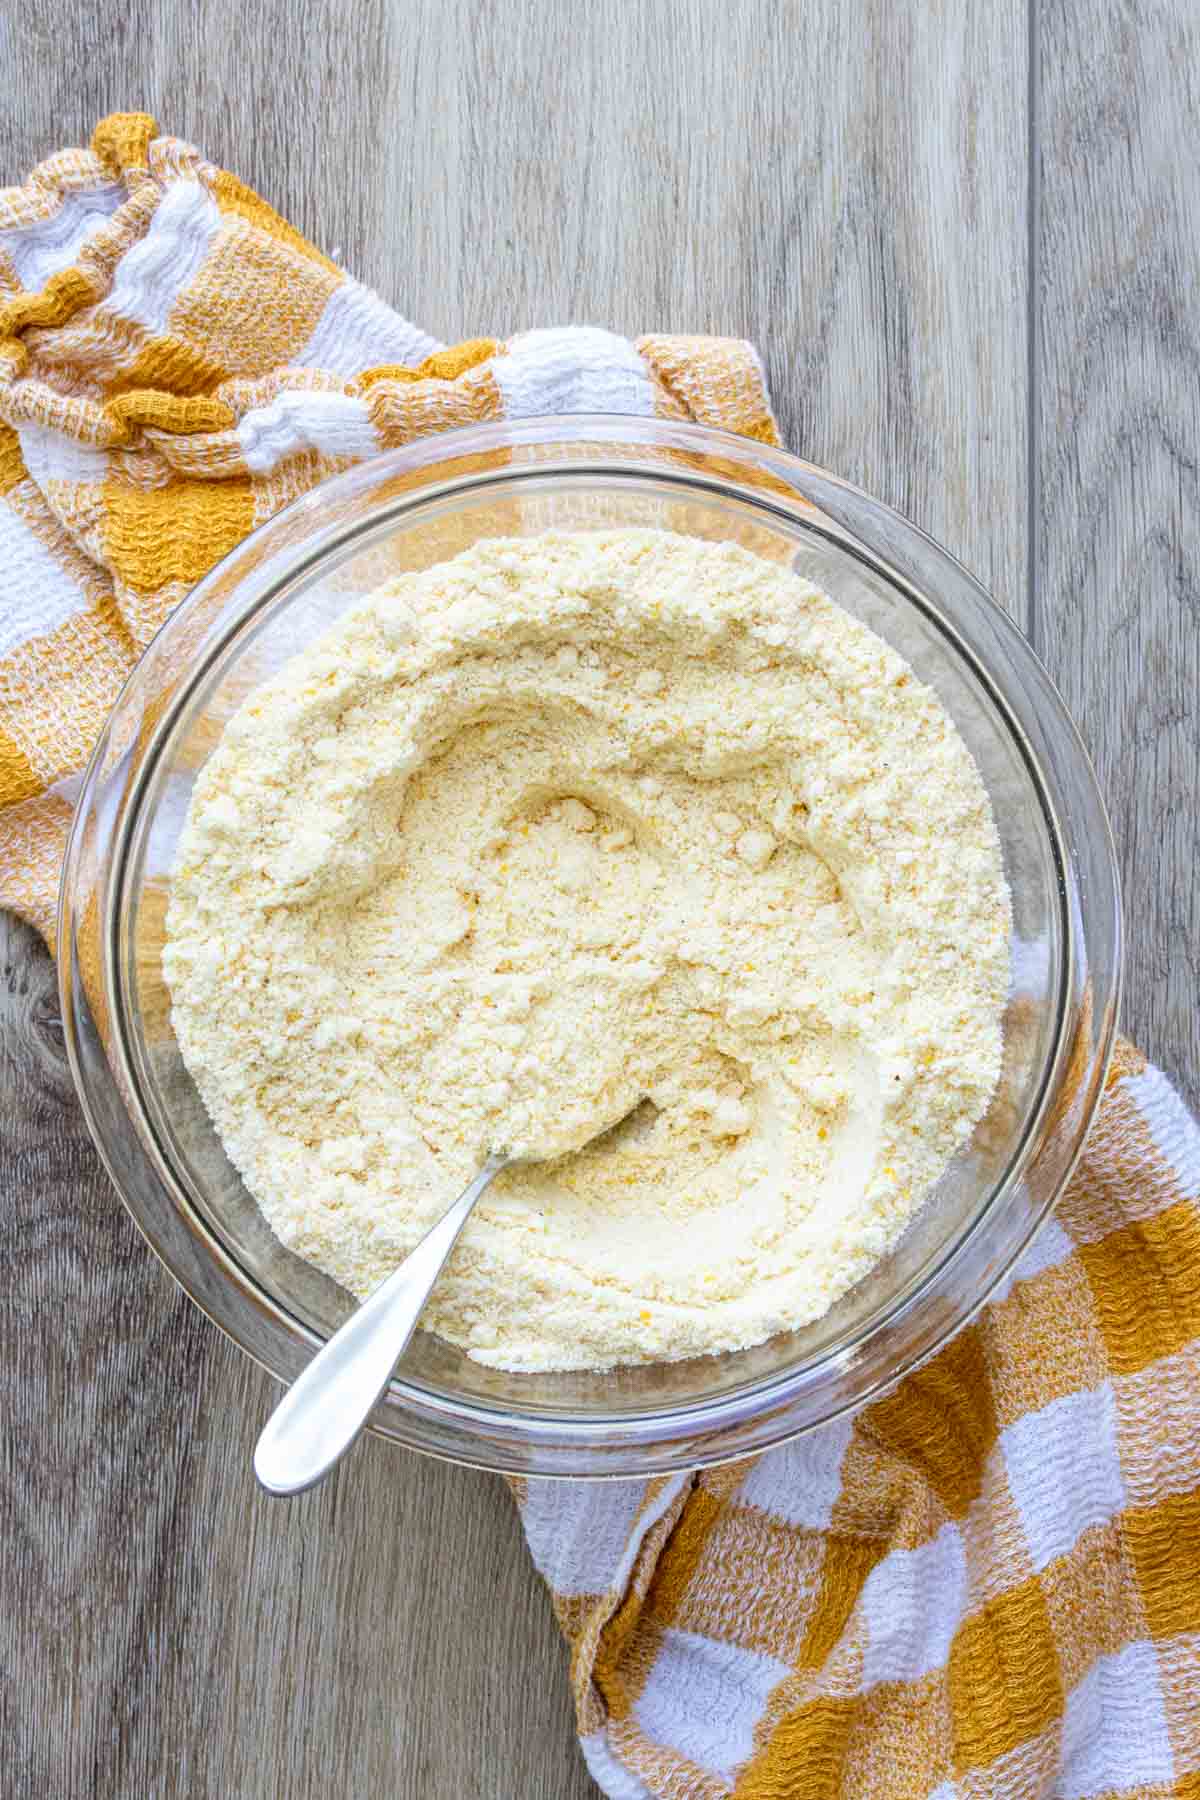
[3,117,1198,1800]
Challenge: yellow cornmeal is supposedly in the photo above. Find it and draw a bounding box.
[163,530,1011,1372]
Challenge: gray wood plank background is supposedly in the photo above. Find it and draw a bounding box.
[0,0,1195,1794]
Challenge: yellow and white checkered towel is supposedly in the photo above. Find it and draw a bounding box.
[3,118,1198,1800]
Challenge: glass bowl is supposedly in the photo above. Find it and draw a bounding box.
[59,417,1121,1477]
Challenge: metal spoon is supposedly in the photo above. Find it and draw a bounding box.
[254,1102,652,1496]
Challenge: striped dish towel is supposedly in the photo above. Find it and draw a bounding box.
[3,117,1198,1800]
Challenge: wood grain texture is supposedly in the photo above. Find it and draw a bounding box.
[0,0,1192,1794]
[1037,0,1200,1114]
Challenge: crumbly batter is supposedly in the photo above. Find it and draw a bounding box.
[164,530,1011,1372]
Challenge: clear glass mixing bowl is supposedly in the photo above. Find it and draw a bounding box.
[59,417,1121,1476]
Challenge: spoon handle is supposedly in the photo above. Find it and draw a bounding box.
[254,1151,511,1496]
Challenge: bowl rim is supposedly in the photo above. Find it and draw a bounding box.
[59,413,1122,1475]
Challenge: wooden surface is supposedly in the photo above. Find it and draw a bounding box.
[1,0,1197,1794]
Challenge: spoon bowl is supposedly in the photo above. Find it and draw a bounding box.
[254,1105,649,1496]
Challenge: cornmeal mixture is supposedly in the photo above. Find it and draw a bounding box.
[164,530,1011,1372]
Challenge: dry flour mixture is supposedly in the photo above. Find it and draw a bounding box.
[163,530,1011,1372]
